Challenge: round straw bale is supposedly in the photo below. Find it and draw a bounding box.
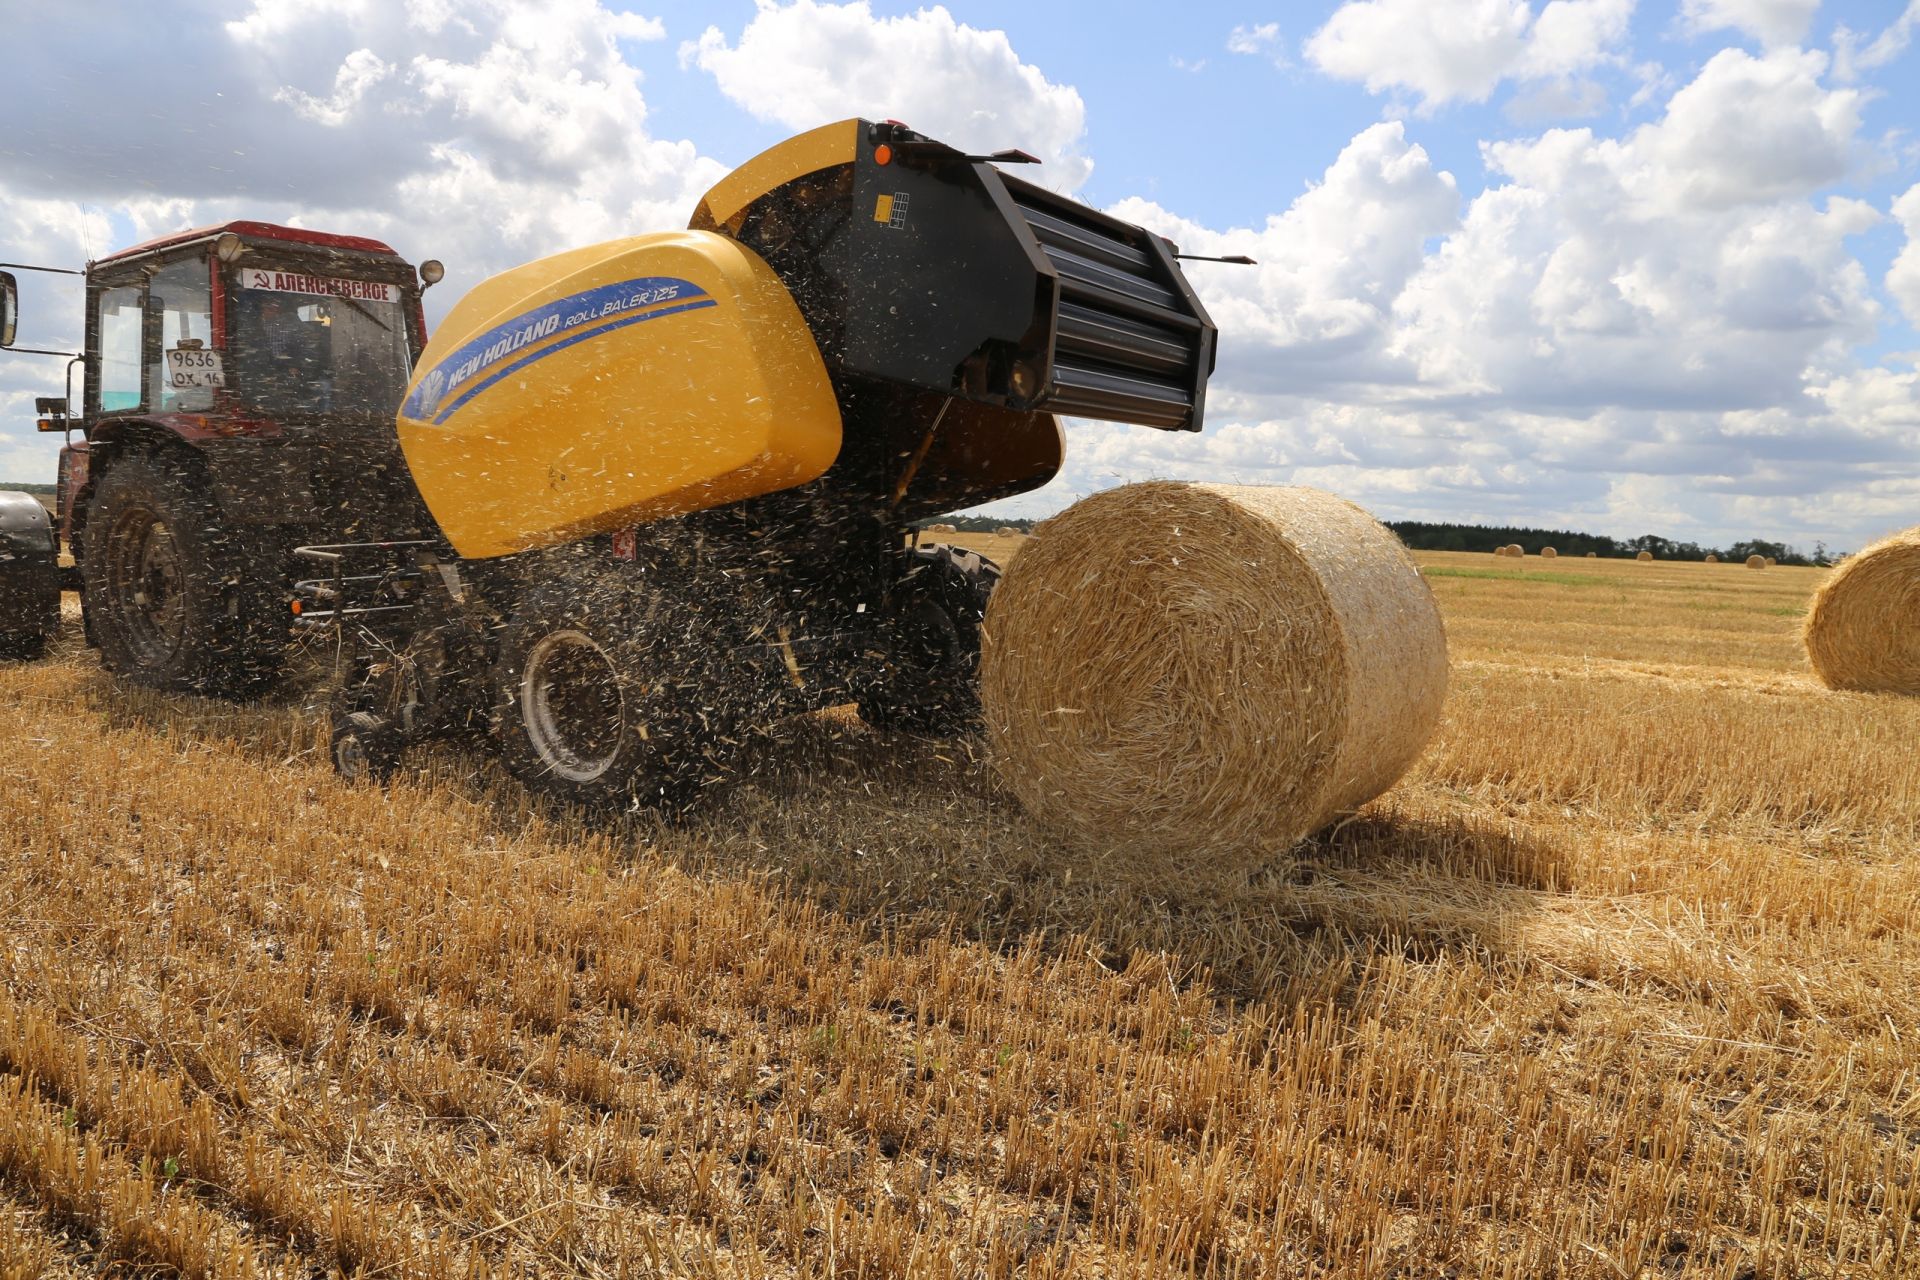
[1765,557,1777,567]
[1540,546,1557,559]
[1586,552,1597,558]
[1705,553,1719,563]
[1745,554,1765,569]
[1507,543,1524,556]
[1803,526,1920,693]
[1636,550,1653,562]
[927,523,956,534]
[979,482,1448,871]
[995,526,1022,537]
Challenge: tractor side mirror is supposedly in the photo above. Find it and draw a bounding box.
[0,271,17,348]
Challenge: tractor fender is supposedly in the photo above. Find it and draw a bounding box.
[80,418,315,528]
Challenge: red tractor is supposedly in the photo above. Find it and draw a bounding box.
[1,222,441,694]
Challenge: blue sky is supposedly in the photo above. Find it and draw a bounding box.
[4,0,1919,551]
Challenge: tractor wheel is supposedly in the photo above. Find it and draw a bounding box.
[858,543,1001,735]
[331,710,401,785]
[81,454,283,698]
[491,578,698,811]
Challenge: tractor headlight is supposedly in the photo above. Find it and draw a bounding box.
[214,232,245,263]
[419,259,445,287]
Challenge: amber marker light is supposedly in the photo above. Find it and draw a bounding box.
[290,600,302,615]
[874,144,893,166]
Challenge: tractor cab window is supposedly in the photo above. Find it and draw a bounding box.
[96,286,144,414]
[146,258,216,413]
[229,272,411,417]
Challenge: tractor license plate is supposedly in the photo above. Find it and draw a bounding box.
[166,348,226,390]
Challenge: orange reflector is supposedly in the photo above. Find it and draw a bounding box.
[874,144,892,166]
[289,600,302,615]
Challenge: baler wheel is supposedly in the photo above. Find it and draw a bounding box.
[858,543,1001,734]
[491,579,698,811]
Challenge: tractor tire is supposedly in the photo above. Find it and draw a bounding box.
[491,577,699,812]
[80,454,284,698]
[858,543,1001,735]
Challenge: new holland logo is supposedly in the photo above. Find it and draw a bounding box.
[416,366,448,417]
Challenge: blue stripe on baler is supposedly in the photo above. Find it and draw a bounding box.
[403,275,712,421]
[428,298,719,424]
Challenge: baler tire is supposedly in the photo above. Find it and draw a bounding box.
[81,455,283,698]
[859,543,1001,735]
[491,580,698,813]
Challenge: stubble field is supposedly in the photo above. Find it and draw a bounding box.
[0,546,1914,1277]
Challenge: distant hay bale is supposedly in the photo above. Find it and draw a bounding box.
[1540,546,1557,559]
[1508,544,1524,556]
[995,526,1022,537]
[980,482,1448,871]
[1585,552,1597,558]
[1746,554,1765,569]
[1766,557,1777,567]
[1636,550,1653,562]
[926,523,956,534]
[1802,526,1920,693]
[1705,554,1719,564]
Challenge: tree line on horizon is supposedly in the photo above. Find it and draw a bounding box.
[1385,520,1837,567]
[925,513,1839,566]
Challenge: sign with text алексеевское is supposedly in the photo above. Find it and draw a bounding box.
[240,268,397,304]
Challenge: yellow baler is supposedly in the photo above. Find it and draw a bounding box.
[395,232,842,560]
[310,119,1226,806]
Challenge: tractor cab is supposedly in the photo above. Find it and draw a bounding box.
[83,221,433,427]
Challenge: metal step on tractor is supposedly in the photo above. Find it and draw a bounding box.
[0,223,444,693]
[6,119,1242,809]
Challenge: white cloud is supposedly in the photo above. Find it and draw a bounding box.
[1891,184,1920,327]
[1109,123,1460,394]
[227,0,699,203]
[0,0,723,485]
[1227,22,1285,65]
[1630,48,1860,210]
[275,48,394,126]
[682,1,1093,190]
[1521,0,1637,77]
[1304,0,1635,111]
[1003,42,1911,550]
[1387,46,1871,411]
[1835,1,1920,80]
[1680,0,1821,50]
[1505,77,1609,122]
